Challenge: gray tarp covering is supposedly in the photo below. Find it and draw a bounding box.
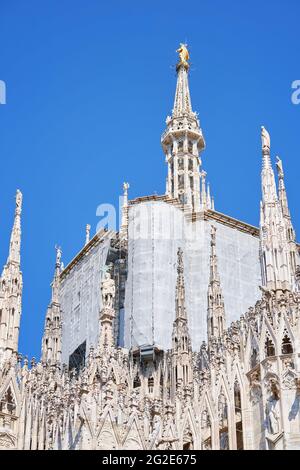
[60,238,110,364]
[124,201,261,351]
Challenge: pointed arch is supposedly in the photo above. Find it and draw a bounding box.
[0,386,16,415]
[200,402,212,450]
[233,378,244,450]
[218,387,229,450]
[0,373,21,415]
[260,319,277,358]
[245,329,260,370]
[96,408,119,450]
[122,414,145,450]
[89,363,102,385]
[281,329,293,355]
[181,407,198,450]
[107,364,120,384]
[279,316,295,355]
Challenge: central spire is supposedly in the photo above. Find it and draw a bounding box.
[161,44,206,211]
[173,44,193,117]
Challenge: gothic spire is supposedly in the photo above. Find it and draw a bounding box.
[171,247,193,393]
[175,247,187,321]
[0,190,23,364]
[259,127,291,291]
[275,156,299,282]
[173,44,193,118]
[51,246,62,304]
[261,127,277,205]
[8,189,22,265]
[120,182,130,242]
[276,157,291,220]
[41,246,62,364]
[161,45,205,211]
[207,226,226,343]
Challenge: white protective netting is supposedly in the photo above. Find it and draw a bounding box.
[124,200,261,351]
[60,237,110,364]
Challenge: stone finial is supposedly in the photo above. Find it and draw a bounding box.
[276,156,284,179]
[261,126,270,151]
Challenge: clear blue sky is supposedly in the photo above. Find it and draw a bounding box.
[0,1,299,359]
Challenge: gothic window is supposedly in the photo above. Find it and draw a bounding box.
[201,409,212,450]
[178,175,184,189]
[0,388,16,415]
[188,159,193,172]
[218,392,229,450]
[250,347,258,369]
[178,141,183,152]
[178,158,184,170]
[148,376,154,394]
[183,364,189,385]
[265,336,275,357]
[133,374,141,389]
[189,176,194,189]
[188,141,193,154]
[282,333,293,354]
[234,380,244,450]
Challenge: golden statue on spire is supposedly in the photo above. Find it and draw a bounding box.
[176,43,190,69]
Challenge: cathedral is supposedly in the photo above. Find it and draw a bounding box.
[0,44,300,451]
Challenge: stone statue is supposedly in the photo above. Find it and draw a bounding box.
[176,43,190,68]
[276,156,284,178]
[101,272,115,309]
[55,245,62,265]
[261,126,270,150]
[218,393,227,425]
[265,396,280,434]
[265,378,280,434]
